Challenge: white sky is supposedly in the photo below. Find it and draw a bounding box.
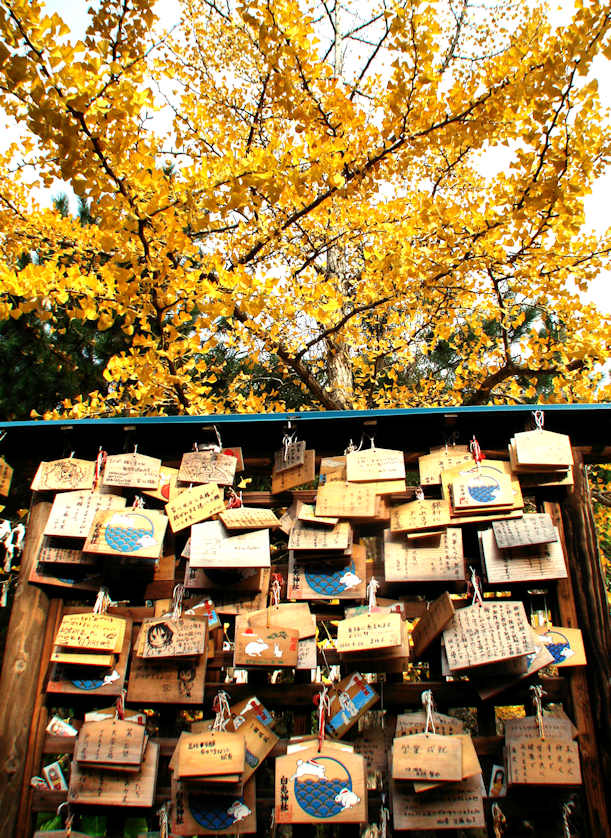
[7,0,611,312]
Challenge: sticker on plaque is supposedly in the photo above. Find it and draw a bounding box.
[233,620,299,667]
[172,774,256,835]
[179,450,237,485]
[166,482,225,532]
[0,457,13,496]
[383,528,465,582]
[288,545,366,600]
[136,615,208,659]
[84,509,168,558]
[219,506,279,530]
[69,741,159,806]
[271,449,316,494]
[336,611,403,653]
[31,457,96,491]
[44,491,127,539]
[326,673,378,738]
[392,733,463,782]
[102,452,161,489]
[275,744,367,824]
[443,601,534,672]
[189,520,270,568]
[346,446,406,482]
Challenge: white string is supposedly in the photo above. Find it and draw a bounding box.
[469,566,484,606]
[368,434,376,449]
[132,495,144,509]
[492,803,506,838]
[530,684,545,739]
[367,578,379,613]
[562,800,575,838]
[338,689,357,721]
[421,689,436,735]
[415,486,424,501]
[93,588,111,614]
[380,801,390,838]
[271,576,281,608]
[533,410,544,431]
[317,685,331,751]
[158,801,170,838]
[212,690,232,732]
[172,585,184,621]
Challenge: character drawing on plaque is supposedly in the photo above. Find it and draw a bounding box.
[243,634,269,657]
[104,512,158,553]
[147,621,174,650]
[188,793,251,830]
[177,664,196,698]
[465,471,501,504]
[306,561,359,596]
[540,628,574,663]
[290,757,359,818]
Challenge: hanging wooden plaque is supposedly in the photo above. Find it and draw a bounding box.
[288,544,366,600]
[492,513,557,549]
[102,452,161,489]
[296,500,338,526]
[536,625,587,667]
[450,467,514,512]
[179,450,237,485]
[68,741,159,806]
[326,673,378,738]
[443,602,534,671]
[54,612,126,653]
[475,628,555,700]
[315,481,377,518]
[38,536,97,566]
[142,465,181,502]
[84,508,168,559]
[389,499,452,533]
[480,527,567,585]
[411,592,456,659]
[288,520,352,552]
[44,491,126,539]
[392,733,463,782]
[297,637,317,670]
[31,457,95,492]
[50,650,115,667]
[273,440,306,473]
[246,603,316,639]
[184,561,265,592]
[505,716,577,742]
[396,711,464,738]
[278,502,298,535]
[238,716,279,782]
[171,775,256,835]
[0,457,13,496]
[222,445,245,472]
[136,615,208,659]
[336,611,403,653]
[189,521,270,568]
[166,482,224,533]
[220,506,279,530]
[418,446,472,486]
[392,776,485,831]
[127,630,207,704]
[209,580,270,616]
[319,455,346,483]
[74,719,147,769]
[271,449,316,493]
[233,619,299,667]
[506,737,582,786]
[175,731,245,779]
[512,429,573,468]
[346,447,406,482]
[441,460,523,514]
[383,528,465,583]
[275,744,367,824]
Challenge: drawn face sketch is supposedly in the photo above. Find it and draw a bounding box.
[177,665,196,697]
[147,621,174,649]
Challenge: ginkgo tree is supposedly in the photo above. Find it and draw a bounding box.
[0,0,609,417]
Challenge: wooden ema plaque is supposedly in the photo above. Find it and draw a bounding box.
[68,741,159,806]
[74,719,147,770]
[336,611,403,653]
[396,711,464,738]
[296,500,338,526]
[391,775,485,830]
[237,716,279,782]
[84,508,168,559]
[178,450,237,485]
[536,625,587,667]
[38,536,97,566]
[392,733,463,782]
[271,449,316,494]
[47,617,132,698]
[297,636,317,670]
[275,744,367,824]
[389,499,451,533]
[449,466,514,512]
[102,452,161,489]
[475,628,555,700]
[480,527,567,585]
[492,512,558,549]
[127,628,207,705]
[506,738,582,786]
[219,506,279,530]
[166,482,224,532]
[383,528,465,583]
[441,459,523,514]
[233,619,299,667]
[175,731,245,779]
[31,457,95,491]
[418,446,472,485]
[246,603,316,639]
[345,446,406,482]
[505,716,577,741]
[273,440,306,473]
[54,613,126,653]
[136,615,208,658]
[411,735,482,793]
[184,562,265,593]
[44,491,126,539]
[171,774,256,835]
[288,520,352,552]
[0,456,13,496]
[411,592,456,659]
[50,650,114,667]
[288,543,366,600]
[143,465,181,502]
[325,673,378,738]
[315,481,377,518]
[512,429,573,468]
[443,601,534,671]
[189,521,270,568]
[319,455,346,483]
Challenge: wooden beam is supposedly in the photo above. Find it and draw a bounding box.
[0,497,52,838]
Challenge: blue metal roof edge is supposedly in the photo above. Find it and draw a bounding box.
[0,402,609,431]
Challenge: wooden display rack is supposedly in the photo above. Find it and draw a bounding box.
[0,405,609,837]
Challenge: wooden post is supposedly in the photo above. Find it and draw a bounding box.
[0,497,51,838]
